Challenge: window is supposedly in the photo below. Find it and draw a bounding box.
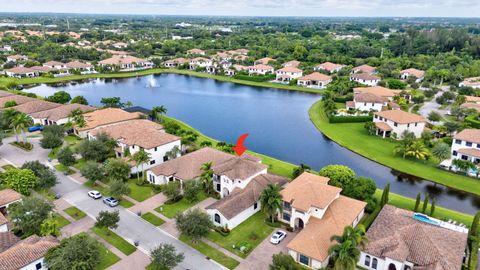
[149,174,154,183]
[466,142,473,147]
[154,147,157,151]
[283,201,291,210]
[364,255,371,267]
[477,144,480,149]
[149,160,156,165]
[372,258,378,269]
[455,139,462,145]
[163,156,168,162]
[393,122,398,127]
[283,212,291,221]
[461,155,468,160]
[407,124,410,128]
[299,254,309,266]
[453,150,457,156]
[214,213,221,224]
[35,262,42,270]
[254,202,258,210]
[415,123,418,127]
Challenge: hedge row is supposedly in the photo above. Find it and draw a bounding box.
[465,115,480,128]
[329,115,372,123]
[233,74,275,82]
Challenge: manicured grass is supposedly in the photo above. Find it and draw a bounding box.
[54,164,75,175]
[155,191,207,218]
[127,179,156,202]
[141,212,165,226]
[37,188,57,201]
[96,239,121,270]
[308,100,480,196]
[9,141,33,151]
[1,164,15,171]
[179,234,240,270]
[207,212,274,258]
[92,226,137,256]
[73,158,87,171]
[64,206,87,220]
[119,199,135,208]
[52,213,71,228]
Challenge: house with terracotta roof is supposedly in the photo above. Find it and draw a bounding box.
[465,96,480,104]
[11,100,62,115]
[43,61,67,70]
[254,57,275,65]
[460,102,480,113]
[373,110,426,139]
[0,234,59,270]
[353,86,402,101]
[112,42,128,49]
[281,172,366,269]
[189,57,213,70]
[164,57,188,68]
[186,48,206,55]
[275,67,303,82]
[459,77,480,89]
[350,73,381,86]
[352,64,376,74]
[400,68,425,83]
[346,93,389,112]
[358,205,467,270]
[65,61,96,74]
[30,103,96,126]
[30,66,56,74]
[248,64,274,76]
[297,72,332,89]
[451,129,480,165]
[75,108,143,138]
[281,60,300,68]
[314,62,345,73]
[89,119,181,174]
[0,95,37,109]
[98,55,153,71]
[0,189,22,233]
[6,54,27,63]
[3,67,38,78]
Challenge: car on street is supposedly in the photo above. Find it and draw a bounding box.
[270,230,287,244]
[103,197,119,207]
[88,190,102,199]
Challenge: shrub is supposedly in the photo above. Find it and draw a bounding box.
[329,115,372,123]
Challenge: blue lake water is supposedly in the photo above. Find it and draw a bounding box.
[27,73,480,215]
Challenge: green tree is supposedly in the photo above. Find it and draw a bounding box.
[11,112,33,144]
[292,164,310,178]
[343,176,376,201]
[328,225,367,270]
[46,91,72,104]
[80,161,105,183]
[2,109,19,142]
[3,168,37,195]
[95,210,120,233]
[380,183,390,207]
[130,148,151,183]
[422,194,429,214]
[260,183,283,223]
[100,97,123,108]
[163,181,182,202]
[104,158,131,182]
[9,197,53,237]
[151,105,167,122]
[364,121,376,135]
[427,111,442,122]
[165,145,181,160]
[57,147,76,167]
[468,212,480,269]
[4,100,17,108]
[405,141,430,160]
[150,243,184,270]
[71,95,89,105]
[319,165,355,189]
[109,179,131,199]
[270,253,302,270]
[430,198,436,216]
[200,162,214,195]
[40,216,60,237]
[414,193,421,212]
[184,180,201,203]
[40,125,65,149]
[77,133,116,162]
[431,142,451,161]
[452,159,476,174]
[45,233,100,270]
[175,208,212,243]
[21,161,57,190]
[69,108,86,128]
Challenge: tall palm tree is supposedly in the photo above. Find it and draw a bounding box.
[69,108,86,128]
[130,148,151,182]
[199,162,214,195]
[260,183,283,223]
[11,112,32,144]
[405,141,430,160]
[165,145,181,160]
[328,240,360,270]
[151,106,167,122]
[3,109,19,142]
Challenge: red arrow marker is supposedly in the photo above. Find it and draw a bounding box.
[233,133,249,156]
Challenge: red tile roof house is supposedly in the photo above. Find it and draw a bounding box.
[275,67,303,82]
[65,61,96,74]
[373,110,426,139]
[314,62,345,73]
[188,57,213,70]
[350,73,381,87]
[248,64,274,76]
[74,108,143,138]
[280,172,366,269]
[351,64,377,74]
[459,77,480,89]
[29,103,96,126]
[11,100,62,115]
[164,57,189,68]
[0,189,22,233]
[42,61,70,77]
[451,129,480,166]
[3,67,39,78]
[358,205,468,270]
[254,57,275,65]
[186,48,206,56]
[400,68,425,83]
[98,55,153,71]
[346,93,389,112]
[6,54,27,63]
[297,72,332,89]
[0,95,37,109]
[281,60,301,68]
[88,119,181,174]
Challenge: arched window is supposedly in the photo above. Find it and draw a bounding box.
[404,266,411,270]
[372,258,378,269]
[388,263,397,270]
[364,255,371,267]
[214,213,221,224]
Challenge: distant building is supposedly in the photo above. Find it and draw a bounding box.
[6,54,27,63]
[297,72,332,89]
[400,68,425,83]
[314,62,345,73]
[30,103,96,126]
[275,67,303,82]
[186,48,206,56]
[281,60,300,68]
[347,93,389,112]
[451,129,480,164]
[98,55,153,71]
[248,64,274,75]
[350,73,381,86]
[164,58,188,68]
[254,57,275,65]
[75,108,143,138]
[373,110,426,139]
[3,67,38,78]
[459,77,480,89]
[351,64,376,74]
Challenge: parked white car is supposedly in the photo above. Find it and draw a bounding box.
[88,190,102,199]
[270,230,287,244]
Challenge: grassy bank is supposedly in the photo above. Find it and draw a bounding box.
[308,100,480,196]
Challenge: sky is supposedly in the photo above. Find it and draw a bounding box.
[3,0,480,17]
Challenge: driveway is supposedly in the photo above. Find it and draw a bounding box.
[0,136,224,270]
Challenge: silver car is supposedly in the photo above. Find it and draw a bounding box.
[103,197,119,207]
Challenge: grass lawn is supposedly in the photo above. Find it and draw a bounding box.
[179,235,240,270]
[64,206,87,220]
[83,181,135,208]
[36,188,57,201]
[1,164,15,171]
[52,213,71,228]
[54,164,75,175]
[73,158,87,171]
[207,212,274,258]
[127,179,157,202]
[92,226,137,256]
[119,200,135,208]
[96,241,121,270]
[308,100,480,196]
[155,191,207,218]
[141,212,165,226]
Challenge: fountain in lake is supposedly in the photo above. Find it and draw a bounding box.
[146,78,158,88]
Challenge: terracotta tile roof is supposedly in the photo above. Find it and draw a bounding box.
[454,129,480,145]
[255,57,275,65]
[0,235,59,270]
[7,55,25,60]
[29,103,96,122]
[351,73,381,81]
[298,72,332,82]
[276,67,302,73]
[461,102,480,112]
[99,55,147,65]
[43,61,65,66]
[315,62,344,72]
[354,93,388,103]
[0,232,19,253]
[79,108,142,131]
[90,119,180,149]
[401,68,425,78]
[352,64,376,74]
[187,48,205,54]
[287,195,366,262]
[206,173,287,219]
[346,101,355,108]
[190,57,210,63]
[353,86,401,98]
[375,121,393,131]
[374,110,426,124]
[65,60,93,69]
[461,77,480,87]
[0,91,13,98]
[30,66,55,73]
[280,172,341,212]
[465,96,480,103]
[0,189,21,207]
[233,64,248,71]
[458,148,480,158]
[4,67,36,75]
[11,100,62,114]
[282,60,300,68]
[0,213,7,226]
[0,95,36,109]
[166,58,188,64]
[249,64,274,71]
[212,155,267,180]
[362,205,467,270]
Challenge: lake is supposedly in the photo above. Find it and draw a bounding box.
[27,73,480,215]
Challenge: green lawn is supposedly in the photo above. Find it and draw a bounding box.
[141,212,165,226]
[54,164,75,175]
[73,159,87,171]
[155,191,207,218]
[92,226,137,256]
[119,199,135,208]
[207,212,274,258]
[64,206,87,220]
[308,100,480,196]
[179,235,240,270]
[83,181,136,208]
[1,164,15,171]
[52,213,71,228]
[127,179,157,202]
[37,188,57,201]
[96,241,121,270]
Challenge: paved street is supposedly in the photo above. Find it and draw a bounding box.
[0,136,224,270]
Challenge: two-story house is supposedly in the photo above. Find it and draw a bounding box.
[280,172,366,269]
[314,62,345,73]
[350,73,381,86]
[275,67,303,82]
[451,129,480,164]
[346,93,389,112]
[248,64,274,75]
[297,72,332,89]
[373,110,426,139]
[400,68,425,83]
[189,57,213,70]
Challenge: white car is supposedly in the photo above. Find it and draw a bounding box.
[88,190,102,199]
[270,230,287,244]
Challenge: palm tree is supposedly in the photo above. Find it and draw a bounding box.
[165,145,181,160]
[151,105,167,122]
[11,112,32,144]
[452,159,476,174]
[431,142,451,161]
[69,108,86,128]
[405,141,430,160]
[393,139,412,158]
[328,240,360,270]
[260,183,283,223]
[130,148,151,183]
[3,109,19,142]
[199,162,214,195]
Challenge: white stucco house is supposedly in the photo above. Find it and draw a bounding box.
[297,72,332,89]
[451,129,480,164]
[346,93,388,112]
[30,103,96,126]
[350,73,381,86]
[248,64,274,75]
[0,189,22,233]
[275,67,303,82]
[164,58,188,68]
[400,68,425,83]
[4,67,38,78]
[459,77,480,89]
[314,62,345,73]
[373,110,426,139]
[189,57,212,70]
[75,108,143,138]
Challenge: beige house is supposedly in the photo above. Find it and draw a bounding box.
[164,57,188,68]
[373,110,426,139]
[314,62,345,73]
[350,73,381,86]
[65,61,96,74]
[281,60,300,68]
[281,172,366,269]
[98,55,153,71]
[353,86,401,101]
[248,64,274,75]
[352,64,376,74]
[275,67,303,82]
[4,67,38,78]
[75,108,143,138]
[459,77,480,89]
[297,72,332,89]
[400,68,425,82]
[30,103,96,126]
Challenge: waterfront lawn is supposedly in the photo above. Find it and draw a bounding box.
[92,226,137,256]
[309,100,480,196]
[179,235,240,270]
[52,213,71,228]
[127,179,156,202]
[96,242,121,270]
[141,212,165,226]
[64,206,87,220]
[154,191,207,218]
[207,212,274,258]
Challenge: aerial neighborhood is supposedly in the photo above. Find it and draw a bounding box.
[0,11,479,270]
